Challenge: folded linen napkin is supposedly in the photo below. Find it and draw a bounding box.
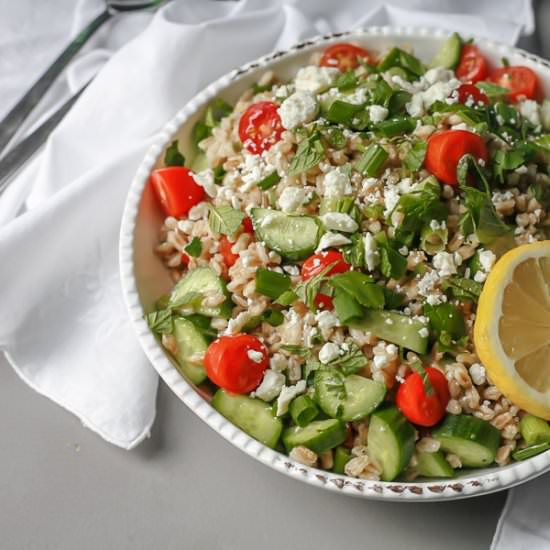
[0,0,534,452]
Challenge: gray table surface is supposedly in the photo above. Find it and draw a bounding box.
[5,3,550,549]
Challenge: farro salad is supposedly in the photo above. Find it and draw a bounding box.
[147,34,550,481]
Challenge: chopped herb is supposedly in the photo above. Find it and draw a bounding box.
[145,309,174,334]
[275,290,298,306]
[329,272,385,309]
[324,100,362,125]
[280,344,311,357]
[257,171,281,190]
[252,82,273,93]
[327,342,369,375]
[333,289,364,324]
[367,76,394,106]
[342,233,365,268]
[323,127,347,149]
[184,237,203,258]
[355,143,388,176]
[476,81,510,98]
[383,287,405,309]
[378,47,425,78]
[388,90,412,116]
[255,268,291,299]
[425,303,466,339]
[442,277,482,303]
[294,262,337,311]
[213,165,226,184]
[164,140,185,167]
[404,140,427,172]
[375,116,415,138]
[378,241,407,279]
[288,132,325,176]
[410,361,434,396]
[335,70,359,91]
[208,203,245,236]
[530,181,550,208]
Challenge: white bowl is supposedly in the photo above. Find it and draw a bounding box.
[120,27,550,501]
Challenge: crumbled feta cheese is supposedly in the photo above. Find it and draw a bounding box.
[323,167,353,197]
[278,90,318,130]
[418,327,429,338]
[276,380,307,416]
[362,177,378,191]
[316,231,351,251]
[368,104,389,123]
[515,165,528,174]
[405,70,460,117]
[469,363,487,386]
[278,186,308,213]
[426,293,447,305]
[398,245,409,256]
[372,341,398,370]
[423,67,455,86]
[432,251,462,278]
[247,349,265,364]
[474,248,496,282]
[239,153,272,191]
[320,212,358,233]
[193,169,218,198]
[252,369,285,402]
[188,201,209,221]
[429,219,446,231]
[406,93,424,117]
[269,353,287,372]
[519,99,541,126]
[282,265,300,276]
[294,65,340,93]
[363,232,380,271]
[319,342,340,364]
[316,310,339,331]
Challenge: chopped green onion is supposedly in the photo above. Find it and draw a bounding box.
[388,90,412,115]
[378,47,425,77]
[330,272,385,309]
[257,171,281,190]
[512,442,550,461]
[375,117,415,138]
[275,290,298,306]
[289,395,319,427]
[255,268,291,299]
[350,111,370,131]
[355,143,388,176]
[333,289,364,324]
[242,308,285,332]
[404,141,427,172]
[363,204,384,219]
[333,446,352,474]
[335,70,359,91]
[324,100,362,125]
[420,224,448,255]
[184,237,203,257]
[367,77,393,106]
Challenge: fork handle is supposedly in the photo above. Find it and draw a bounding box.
[0,9,111,156]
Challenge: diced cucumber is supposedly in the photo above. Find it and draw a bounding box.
[333,446,352,474]
[416,450,455,478]
[212,389,283,449]
[430,32,462,69]
[433,415,500,467]
[172,318,208,384]
[250,208,324,260]
[170,267,232,318]
[314,369,386,422]
[349,310,428,354]
[519,415,550,446]
[282,419,347,454]
[367,406,416,481]
[190,152,209,172]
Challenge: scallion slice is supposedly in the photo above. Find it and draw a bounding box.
[355,143,389,176]
[376,117,415,137]
[257,171,281,190]
[289,395,319,427]
[255,268,291,299]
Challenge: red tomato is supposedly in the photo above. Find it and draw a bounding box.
[238,101,283,155]
[456,83,489,106]
[180,253,190,266]
[488,66,539,102]
[242,216,254,234]
[320,42,372,72]
[424,130,488,186]
[301,250,350,281]
[204,334,268,394]
[396,367,450,427]
[455,44,489,84]
[314,293,334,310]
[219,236,239,267]
[150,167,205,218]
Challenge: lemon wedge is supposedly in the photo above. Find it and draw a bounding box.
[474,241,550,419]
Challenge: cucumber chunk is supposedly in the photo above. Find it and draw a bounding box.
[282,419,347,454]
[314,369,386,422]
[212,389,283,449]
[333,446,352,474]
[170,267,232,318]
[349,310,428,354]
[172,318,208,384]
[519,415,550,446]
[367,406,416,481]
[416,450,455,478]
[433,415,500,467]
[250,208,324,260]
[430,32,462,69]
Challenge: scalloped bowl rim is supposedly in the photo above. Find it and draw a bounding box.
[119,26,550,501]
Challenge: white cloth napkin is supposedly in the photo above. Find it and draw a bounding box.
[0,0,534,454]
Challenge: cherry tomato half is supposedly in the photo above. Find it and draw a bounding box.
[204,334,268,394]
[150,167,205,218]
[488,66,539,102]
[424,130,488,186]
[320,42,372,72]
[238,101,283,155]
[396,367,450,427]
[456,83,489,106]
[219,218,255,268]
[301,250,350,281]
[455,44,489,84]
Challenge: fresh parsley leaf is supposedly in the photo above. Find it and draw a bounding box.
[425,303,466,339]
[378,243,407,279]
[329,272,384,309]
[145,309,174,334]
[288,132,325,176]
[208,203,245,236]
[184,237,202,257]
[404,140,428,172]
[336,70,359,91]
[442,277,482,303]
[295,262,337,311]
[164,140,185,167]
[342,233,365,268]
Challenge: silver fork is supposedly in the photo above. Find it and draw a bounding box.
[0,0,166,157]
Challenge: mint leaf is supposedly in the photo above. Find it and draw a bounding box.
[442,277,482,302]
[288,132,325,176]
[327,342,368,375]
[404,140,427,171]
[208,203,245,236]
[145,309,174,334]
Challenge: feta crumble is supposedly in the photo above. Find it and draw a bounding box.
[369,104,389,123]
[252,369,285,402]
[278,186,309,213]
[320,212,358,233]
[294,65,340,94]
[316,231,351,251]
[247,349,265,364]
[322,167,353,197]
[193,169,218,198]
[278,90,318,130]
[363,232,380,271]
[319,342,340,364]
[432,251,462,278]
[276,380,307,416]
